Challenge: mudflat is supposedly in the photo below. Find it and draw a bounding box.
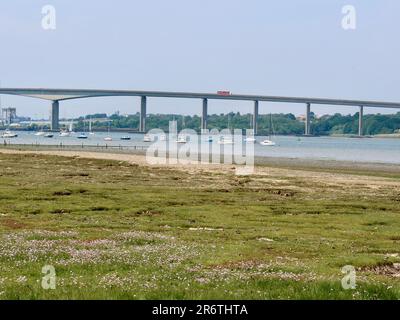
[0,147,399,299]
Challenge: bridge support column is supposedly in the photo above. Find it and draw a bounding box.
[140,96,147,132]
[201,98,208,132]
[253,101,259,135]
[358,106,364,137]
[50,100,59,131]
[305,103,311,136]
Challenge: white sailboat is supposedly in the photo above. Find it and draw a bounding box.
[260,139,276,146]
[60,131,70,137]
[1,129,18,138]
[104,121,112,141]
[245,113,256,143]
[89,117,95,135]
[61,119,75,137]
[176,135,187,144]
[218,136,234,145]
[219,115,234,145]
[69,120,75,134]
[143,134,153,142]
[35,129,46,136]
[260,114,276,146]
[244,137,256,143]
[77,120,88,139]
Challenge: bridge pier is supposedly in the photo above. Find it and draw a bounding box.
[253,101,259,135]
[358,106,364,136]
[140,96,147,132]
[305,103,311,136]
[201,98,208,132]
[50,100,59,131]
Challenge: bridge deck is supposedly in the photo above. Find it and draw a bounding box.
[0,88,400,109]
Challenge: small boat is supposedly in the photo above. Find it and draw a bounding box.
[104,121,112,141]
[218,136,234,145]
[35,131,46,136]
[59,131,70,137]
[143,134,153,142]
[260,139,276,146]
[176,136,187,144]
[44,133,54,138]
[68,121,75,135]
[244,137,256,143]
[159,134,167,141]
[205,136,213,143]
[260,114,276,146]
[88,118,95,135]
[120,136,131,141]
[1,130,18,138]
[77,133,88,139]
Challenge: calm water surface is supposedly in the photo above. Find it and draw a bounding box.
[2,131,400,164]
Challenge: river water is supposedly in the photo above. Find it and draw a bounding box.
[2,131,400,164]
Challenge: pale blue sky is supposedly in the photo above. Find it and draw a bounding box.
[0,0,399,118]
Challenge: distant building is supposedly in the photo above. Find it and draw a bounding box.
[296,113,319,122]
[0,108,31,125]
[1,108,17,125]
[296,115,307,122]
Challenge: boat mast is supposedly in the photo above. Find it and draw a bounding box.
[269,113,272,140]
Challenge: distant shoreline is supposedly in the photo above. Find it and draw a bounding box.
[1,128,400,139]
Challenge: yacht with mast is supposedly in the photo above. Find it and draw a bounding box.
[218,136,234,145]
[143,134,153,142]
[60,120,75,137]
[35,127,46,136]
[218,114,235,145]
[1,129,18,138]
[77,120,88,139]
[89,117,95,135]
[245,114,256,143]
[260,114,276,146]
[104,121,112,141]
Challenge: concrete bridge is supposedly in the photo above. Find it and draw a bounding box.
[1,88,400,136]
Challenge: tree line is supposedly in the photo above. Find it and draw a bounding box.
[29,112,400,136]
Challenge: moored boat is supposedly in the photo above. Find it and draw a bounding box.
[1,130,18,138]
[143,134,153,142]
[77,133,88,139]
[176,136,187,144]
[260,139,276,146]
[59,131,70,137]
[244,137,256,143]
[218,136,234,145]
[260,114,276,146]
[35,131,46,136]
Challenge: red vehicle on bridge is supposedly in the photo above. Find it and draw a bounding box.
[217,90,231,96]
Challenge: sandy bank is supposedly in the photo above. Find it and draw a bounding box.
[1,147,400,192]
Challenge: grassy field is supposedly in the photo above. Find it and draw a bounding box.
[0,151,399,299]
